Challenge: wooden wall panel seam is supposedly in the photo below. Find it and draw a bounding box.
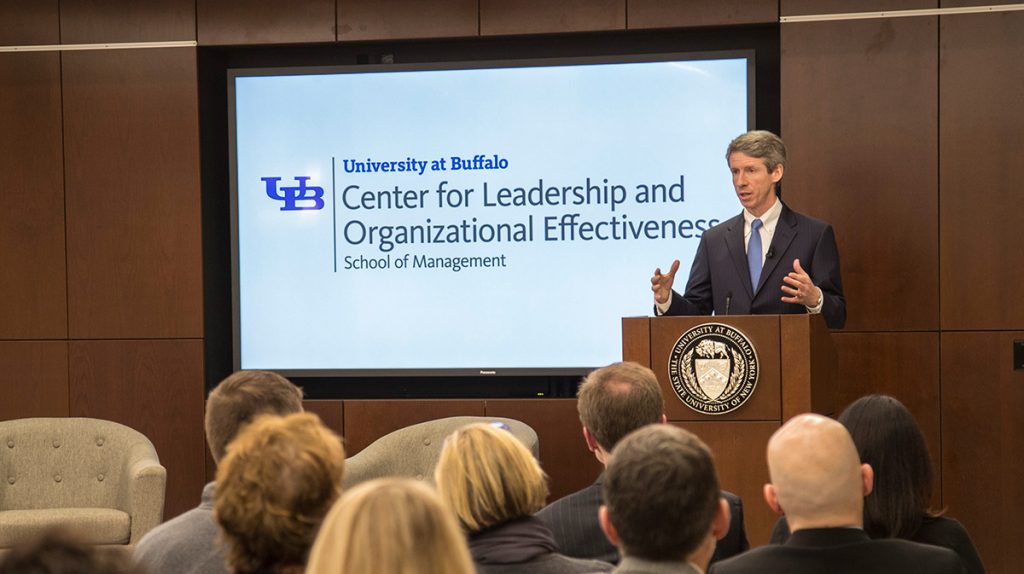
[61,48,70,344]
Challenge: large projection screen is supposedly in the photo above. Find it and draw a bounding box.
[230,52,753,377]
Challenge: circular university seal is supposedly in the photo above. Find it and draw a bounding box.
[667,323,759,415]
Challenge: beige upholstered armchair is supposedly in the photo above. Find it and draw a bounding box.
[0,417,166,551]
[343,416,539,488]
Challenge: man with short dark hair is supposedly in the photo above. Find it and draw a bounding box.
[709,414,964,574]
[537,362,748,565]
[600,425,731,574]
[134,371,304,574]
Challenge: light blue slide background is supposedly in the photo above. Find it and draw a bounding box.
[234,57,748,371]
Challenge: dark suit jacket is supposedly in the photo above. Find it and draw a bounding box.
[665,203,846,329]
[770,515,985,574]
[536,476,749,566]
[709,527,965,574]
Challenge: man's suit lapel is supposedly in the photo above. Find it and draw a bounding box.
[725,215,754,299]
[756,205,796,295]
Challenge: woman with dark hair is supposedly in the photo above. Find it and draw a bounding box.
[769,395,985,574]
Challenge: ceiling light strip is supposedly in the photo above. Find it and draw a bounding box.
[0,40,197,53]
[781,3,1024,23]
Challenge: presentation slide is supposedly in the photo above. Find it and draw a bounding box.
[231,54,750,374]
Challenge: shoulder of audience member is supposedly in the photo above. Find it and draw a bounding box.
[537,483,599,518]
[915,517,984,574]
[875,538,969,573]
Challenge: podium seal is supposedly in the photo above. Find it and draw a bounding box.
[667,322,759,415]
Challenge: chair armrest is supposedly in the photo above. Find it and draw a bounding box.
[115,440,167,545]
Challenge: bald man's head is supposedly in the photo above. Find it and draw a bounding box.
[765,414,872,530]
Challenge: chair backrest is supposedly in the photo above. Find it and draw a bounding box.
[0,418,160,511]
[342,416,539,488]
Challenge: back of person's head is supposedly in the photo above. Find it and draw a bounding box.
[205,370,304,464]
[602,425,720,562]
[0,529,140,574]
[767,414,867,528]
[577,361,664,452]
[305,478,475,574]
[839,394,934,539]
[434,422,548,532]
[725,130,787,174]
[214,412,345,574]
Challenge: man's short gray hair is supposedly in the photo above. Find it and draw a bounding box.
[726,130,787,174]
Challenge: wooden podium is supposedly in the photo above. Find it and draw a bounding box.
[621,314,838,545]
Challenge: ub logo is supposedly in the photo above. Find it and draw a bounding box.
[263,176,325,211]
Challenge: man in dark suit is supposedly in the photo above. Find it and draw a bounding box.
[536,362,749,565]
[600,425,731,574]
[652,130,846,329]
[709,414,964,574]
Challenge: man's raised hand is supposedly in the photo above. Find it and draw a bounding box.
[781,258,821,307]
[651,259,681,305]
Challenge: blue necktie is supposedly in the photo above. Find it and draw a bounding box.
[748,218,763,292]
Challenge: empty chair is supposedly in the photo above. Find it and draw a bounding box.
[0,418,165,552]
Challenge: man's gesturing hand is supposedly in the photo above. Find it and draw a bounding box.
[651,259,681,305]
[781,258,822,307]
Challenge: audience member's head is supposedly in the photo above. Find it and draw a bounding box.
[839,394,936,539]
[600,425,728,569]
[305,478,475,574]
[213,412,344,574]
[434,422,548,532]
[577,362,665,458]
[0,529,141,574]
[764,414,873,532]
[205,370,304,464]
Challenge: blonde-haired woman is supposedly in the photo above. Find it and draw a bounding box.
[305,478,474,574]
[435,423,613,574]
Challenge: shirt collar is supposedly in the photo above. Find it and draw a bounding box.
[743,196,782,231]
[615,556,703,574]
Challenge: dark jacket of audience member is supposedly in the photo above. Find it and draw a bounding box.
[134,370,304,574]
[435,423,613,574]
[768,395,984,574]
[539,475,747,565]
[468,516,605,574]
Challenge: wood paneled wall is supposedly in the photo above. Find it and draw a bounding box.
[935,11,1024,572]
[779,3,1024,572]
[781,13,939,332]
[63,48,203,339]
[0,52,66,340]
[939,9,1024,330]
[2,3,1021,572]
